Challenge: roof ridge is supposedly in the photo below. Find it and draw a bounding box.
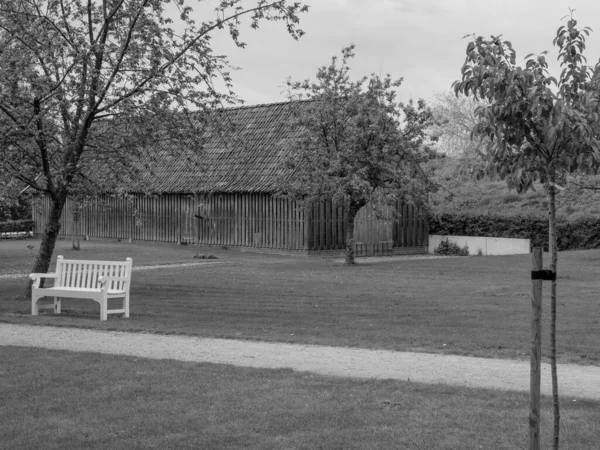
[220,99,312,112]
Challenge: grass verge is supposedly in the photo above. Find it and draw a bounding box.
[2,346,599,450]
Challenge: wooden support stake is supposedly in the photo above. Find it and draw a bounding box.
[530,246,543,450]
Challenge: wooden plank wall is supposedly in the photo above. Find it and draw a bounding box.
[196,193,307,250]
[33,194,428,250]
[392,202,428,247]
[353,200,394,245]
[305,199,346,251]
[34,194,196,244]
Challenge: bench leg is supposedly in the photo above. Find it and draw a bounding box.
[31,293,40,316]
[100,298,108,321]
[124,293,130,318]
[54,297,61,314]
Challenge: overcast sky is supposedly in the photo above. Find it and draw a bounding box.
[194,0,600,106]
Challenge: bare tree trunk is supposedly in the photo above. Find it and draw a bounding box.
[344,200,365,265]
[344,216,356,265]
[548,171,560,450]
[72,208,80,251]
[25,195,67,299]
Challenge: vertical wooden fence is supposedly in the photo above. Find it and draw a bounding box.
[197,193,307,250]
[305,198,346,251]
[33,193,428,252]
[34,194,196,243]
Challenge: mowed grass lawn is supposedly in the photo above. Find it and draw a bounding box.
[2,239,600,448]
[1,238,599,365]
[2,346,600,450]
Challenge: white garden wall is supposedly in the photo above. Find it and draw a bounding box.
[428,235,530,256]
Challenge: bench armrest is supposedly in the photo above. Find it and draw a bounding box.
[29,273,58,288]
[98,275,130,289]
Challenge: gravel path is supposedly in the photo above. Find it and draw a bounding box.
[2,323,599,400]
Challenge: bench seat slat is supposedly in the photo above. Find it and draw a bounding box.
[39,287,126,294]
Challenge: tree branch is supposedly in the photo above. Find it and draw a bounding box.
[33,97,56,197]
[96,1,290,114]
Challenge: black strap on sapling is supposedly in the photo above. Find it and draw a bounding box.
[531,270,557,281]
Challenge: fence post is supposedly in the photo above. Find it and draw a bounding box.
[530,246,543,450]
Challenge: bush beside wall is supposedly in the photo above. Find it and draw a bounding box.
[429,213,600,251]
[0,220,35,234]
[0,196,31,222]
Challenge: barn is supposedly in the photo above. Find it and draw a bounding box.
[33,101,429,256]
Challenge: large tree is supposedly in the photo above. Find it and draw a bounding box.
[0,0,308,295]
[453,13,600,449]
[279,46,436,264]
[429,91,490,185]
[430,91,483,156]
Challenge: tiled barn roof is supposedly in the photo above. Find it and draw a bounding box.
[140,101,303,194]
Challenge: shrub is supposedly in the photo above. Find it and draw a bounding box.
[502,193,521,204]
[0,195,31,222]
[429,212,600,251]
[567,211,597,223]
[564,205,578,215]
[435,238,469,256]
[525,191,544,200]
[0,220,35,234]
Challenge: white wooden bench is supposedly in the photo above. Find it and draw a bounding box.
[30,255,133,321]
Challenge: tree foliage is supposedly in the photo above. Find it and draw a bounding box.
[0,178,30,221]
[453,19,600,191]
[428,91,491,186]
[279,45,436,264]
[0,0,308,290]
[430,91,485,157]
[453,11,600,449]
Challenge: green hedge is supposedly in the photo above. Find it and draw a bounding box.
[429,213,600,251]
[0,196,31,222]
[0,220,35,234]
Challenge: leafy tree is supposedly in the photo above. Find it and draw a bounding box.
[430,91,483,156]
[279,46,436,264]
[0,0,308,296]
[0,177,30,221]
[453,12,600,449]
[429,91,490,184]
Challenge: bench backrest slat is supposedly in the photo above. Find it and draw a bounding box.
[75,262,82,288]
[90,263,98,288]
[110,265,116,290]
[58,257,67,287]
[55,255,64,284]
[80,263,87,288]
[67,262,75,287]
[80,263,89,288]
[88,263,95,288]
[55,256,132,290]
[60,261,71,287]
[114,264,125,290]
